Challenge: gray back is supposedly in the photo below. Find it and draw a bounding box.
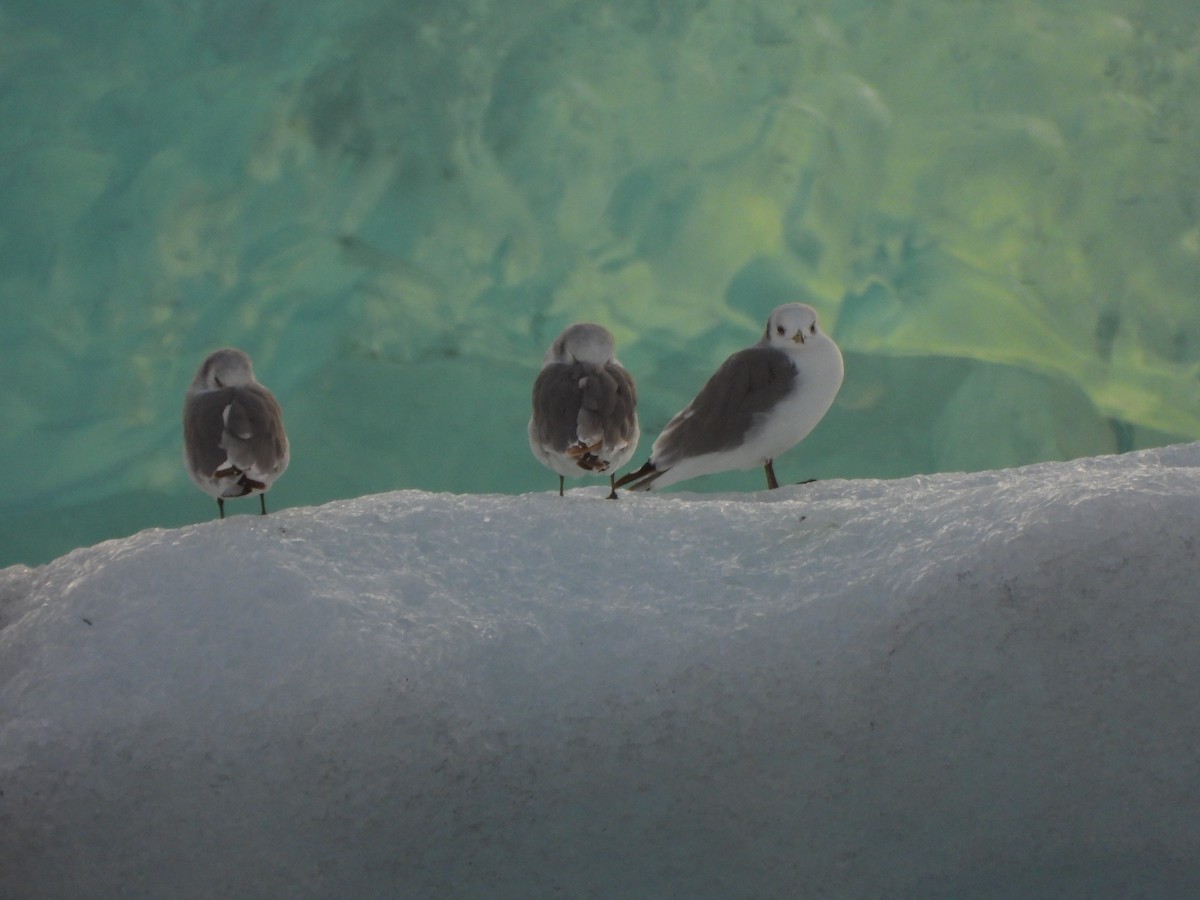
[185,385,287,476]
[532,360,638,452]
[655,346,797,464]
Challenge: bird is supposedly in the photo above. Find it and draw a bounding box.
[183,348,289,518]
[529,323,639,499]
[614,303,842,492]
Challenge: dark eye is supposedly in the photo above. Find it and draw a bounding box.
[809,323,816,334]
[776,325,785,335]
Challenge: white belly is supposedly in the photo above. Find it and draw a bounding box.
[650,338,843,489]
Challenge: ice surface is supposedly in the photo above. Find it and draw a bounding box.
[3,444,1200,897]
[2,0,1200,566]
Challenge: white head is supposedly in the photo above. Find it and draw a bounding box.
[762,303,826,349]
[544,323,617,367]
[191,348,258,390]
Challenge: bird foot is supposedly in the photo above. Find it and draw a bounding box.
[213,464,266,496]
[567,441,609,472]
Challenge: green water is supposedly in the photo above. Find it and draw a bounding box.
[2,0,1197,567]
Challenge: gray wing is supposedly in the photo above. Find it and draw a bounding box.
[531,363,587,452]
[580,361,638,449]
[219,385,288,476]
[653,346,796,464]
[184,387,238,477]
[532,361,637,453]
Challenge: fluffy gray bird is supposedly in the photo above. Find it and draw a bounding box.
[184,348,289,518]
[529,323,639,499]
[615,303,842,492]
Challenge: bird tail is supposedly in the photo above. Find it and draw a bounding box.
[613,459,664,492]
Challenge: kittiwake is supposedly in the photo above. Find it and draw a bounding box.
[529,323,639,499]
[614,303,842,492]
[184,348,290,518]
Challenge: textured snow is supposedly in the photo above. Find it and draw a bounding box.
[3,444,1199,896]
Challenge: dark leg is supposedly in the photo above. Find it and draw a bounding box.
[217,497,225,519]
[260,494,268,516]
[606,474,619,500]
[765,460,779,490]
[558,475,564,497]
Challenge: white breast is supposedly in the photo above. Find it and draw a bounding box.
[748,335,843,461]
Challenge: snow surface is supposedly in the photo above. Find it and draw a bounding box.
[3,445,1200,897]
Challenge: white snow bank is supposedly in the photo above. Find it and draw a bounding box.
[3,445,1200,897]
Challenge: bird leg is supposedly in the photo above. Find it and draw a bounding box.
[567,440,609,472]
[558,475,564,497]
[606,474,619,500]
[240,475,267,495]
[213,467,270,516]
[566,439,603,460]
[765,460,779,490]
[213,464,267,497]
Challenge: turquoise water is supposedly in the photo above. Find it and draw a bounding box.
[2,0,1197,567]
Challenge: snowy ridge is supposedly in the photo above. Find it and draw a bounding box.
[3,445,1200,897]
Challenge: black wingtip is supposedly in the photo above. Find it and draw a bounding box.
[613,459,663,491]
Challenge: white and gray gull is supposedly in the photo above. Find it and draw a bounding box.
[529,323,639,499]
[614,303,842,492]
[184,348,289,518]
